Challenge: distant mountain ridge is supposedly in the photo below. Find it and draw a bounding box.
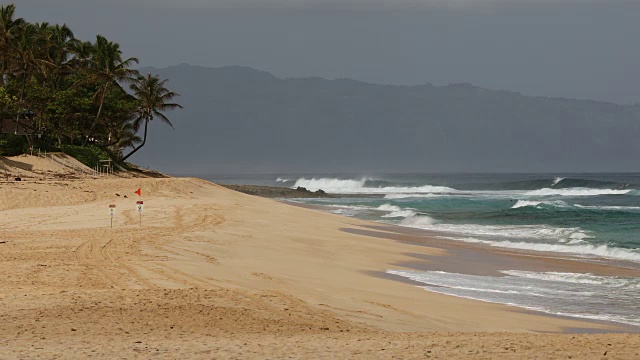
[133,64,640,173]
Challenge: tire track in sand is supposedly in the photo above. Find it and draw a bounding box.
[74,204,225,290]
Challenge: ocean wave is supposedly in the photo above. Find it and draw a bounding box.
[387,270,586,298]
[329,209,356,216]
[292,177,457,194]
[501,270,639,288]
[524,187,631,196]
[276,177,290,183]
[574,204,640,212]
[325,204,373,210]
[399,220,591,242]
[437,236,640,262]
[387,270,529,295]
[382,210,418,218]
[386,269,640,327]
[552,178,631,190]
[383,194,446,199]
[399,215,437,226]
[551,177,565,186]
[376,204,402,212]
[511,200,569,209]
[511,200,640,212]
[375,204,417,218]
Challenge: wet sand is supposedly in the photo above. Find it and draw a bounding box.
[344,225,640,277]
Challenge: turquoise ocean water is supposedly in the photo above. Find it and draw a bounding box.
[203,173,640,327]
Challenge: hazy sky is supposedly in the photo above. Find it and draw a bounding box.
[15,1,640,104]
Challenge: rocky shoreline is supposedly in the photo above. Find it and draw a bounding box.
[220,184,332,198]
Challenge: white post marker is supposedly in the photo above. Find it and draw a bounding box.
[109,204,116,228]
[136,201,143,227]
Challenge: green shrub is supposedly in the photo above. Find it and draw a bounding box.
[60,144,112,168]
[0,134,29,156]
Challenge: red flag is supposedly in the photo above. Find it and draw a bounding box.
[135,188,141,196]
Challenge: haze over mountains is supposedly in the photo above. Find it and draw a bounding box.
[132,64,640,174]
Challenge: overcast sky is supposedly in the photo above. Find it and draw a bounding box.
[14,1,640,104]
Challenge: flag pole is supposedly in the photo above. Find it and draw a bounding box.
[135,187,143,228]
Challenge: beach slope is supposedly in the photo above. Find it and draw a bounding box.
[1,177,638,359]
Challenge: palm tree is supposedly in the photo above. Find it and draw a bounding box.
[46,24,76,88]
[109,121,142,157]
[13,22,50,102]
[11,22,51,141]
[0,4,25,83]
[69,40,93,70]
[120,73,182,162]
[82,34,138,146]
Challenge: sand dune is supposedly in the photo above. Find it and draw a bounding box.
[1,177,638,359]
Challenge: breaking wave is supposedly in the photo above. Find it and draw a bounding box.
[376,204,402,212]
[376,204,417,218]
[501,270,639,288]
[292,178,457,195]
[524,188,632,196]
[511,200,569,209]
[383,194,446,199]
[551,177,565,186]
[574,204,640,212]
[399,220,591,242]
[387,269,640,327]
[511,200,640,212]
[399,215,437,226]
[434,236,640,262]
[393,216,640,262]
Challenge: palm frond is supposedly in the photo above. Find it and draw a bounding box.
[153,111,174,128]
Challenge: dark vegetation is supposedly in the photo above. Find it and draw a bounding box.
[0,4,181,168]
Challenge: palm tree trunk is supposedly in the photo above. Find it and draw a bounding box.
[14,63,28,135]
[19,62,28,101]
[83,83,108,146]
[120,117,148,162]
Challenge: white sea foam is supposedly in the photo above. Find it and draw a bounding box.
[376,204,401,212]
[399,215,437,226]
[512,200,543,208]
[525,187,631,196]
[382,210,418,218]
[433,236,640,262]
[374,204,418,218]
[551,177,565,186]
[511,200,569,209]
[574,204,640,211]
[384,194,446,199]
[511,201,640,212]
[292,177,457,194]
[500,270,638,287]
[329,209,355,216]
[387,269,640,327]
[399,220,591,242]
[325,204,372,210]
[567,239,586,245]
[387,270,586,298]
[276,177,290,183]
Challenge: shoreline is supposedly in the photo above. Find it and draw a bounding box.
[2,177,640,358]
[285,199,640,331]
[288,200,640,275]
[373,271,638,335]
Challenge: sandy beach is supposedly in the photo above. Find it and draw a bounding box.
[1,175,640,359]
